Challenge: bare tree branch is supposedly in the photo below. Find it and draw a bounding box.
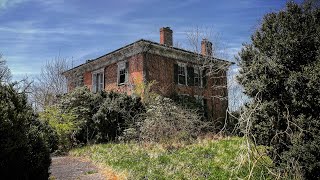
[0,54,11,84]
[29,56,69,111]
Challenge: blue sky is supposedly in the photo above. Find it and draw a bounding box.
[0,0,301,81]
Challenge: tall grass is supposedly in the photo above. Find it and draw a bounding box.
[71,137,272,179]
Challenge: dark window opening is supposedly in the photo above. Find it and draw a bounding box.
[119,69,126,84]
[178,65,186,85]
[203,98,208,118]
[76,75,84,87]
[194,70,201,87]
[118,61,129,85]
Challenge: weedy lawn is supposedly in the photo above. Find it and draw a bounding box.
[70,137,272,179]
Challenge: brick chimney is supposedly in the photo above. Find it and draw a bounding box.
[160,27,173,46]
[201,39,213,56]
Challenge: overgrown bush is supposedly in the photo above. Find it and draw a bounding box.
[44,85,213,146]
[44,87,145,147]
[30,116,59,153]
[141,96,210,143]
[59,86,98,144]
[39,105,78,152]
[93,92,145,142]
[170,93,205,117]
[0,84,52,179]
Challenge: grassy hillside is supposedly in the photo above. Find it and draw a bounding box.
[70,137,272,179]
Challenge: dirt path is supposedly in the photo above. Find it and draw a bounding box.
[50,156,106,180]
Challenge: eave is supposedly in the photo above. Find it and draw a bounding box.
[62,39,234,77]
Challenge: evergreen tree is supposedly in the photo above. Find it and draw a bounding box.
[0,84,52,179]
[238,2,320,179]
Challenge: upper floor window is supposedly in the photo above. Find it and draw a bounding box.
[174,63,187,85]
[178,64,186,85]
[118,61,129,85]
[92,69,104,93]
[174,63,206,87]
[75,74,84,87]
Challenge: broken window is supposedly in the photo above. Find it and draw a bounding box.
[118,61,129,85]
[92,69,104,93]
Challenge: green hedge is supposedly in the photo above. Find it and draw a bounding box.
[0,84,54,179]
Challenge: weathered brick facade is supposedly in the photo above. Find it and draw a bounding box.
[63,27,231,121]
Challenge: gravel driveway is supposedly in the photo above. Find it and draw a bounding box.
[50,156,106,180]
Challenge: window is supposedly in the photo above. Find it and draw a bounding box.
[118,61,129,85]
[174,63,203,87]
[178,63,186,85]
[76,75,84,87]
[202,68,207,88]
[194,67,201,87]
[194,95,208,118]
[92,69,104,93]
[187,66,194,86]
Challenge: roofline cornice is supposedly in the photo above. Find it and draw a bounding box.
[63,39,234,77]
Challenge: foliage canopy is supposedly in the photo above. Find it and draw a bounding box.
[238,2,320,179]
[0,84,54,179]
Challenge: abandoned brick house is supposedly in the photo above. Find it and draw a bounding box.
[63,27,232,120]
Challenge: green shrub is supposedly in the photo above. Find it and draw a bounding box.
[0,84,52,179]
[39,105,78,151]
[48,87,210,145]
[170,93,205,117]
[59,86,98,144]
[30,116,58,153]
[48,87,145,145]
[93,92,145,142]
[238,2,320,178]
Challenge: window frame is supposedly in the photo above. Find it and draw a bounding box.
[117,61,129,85]
[177,62,187,85]
[193,65,203,87]
[75,74,84,87]
[92,68,104,93]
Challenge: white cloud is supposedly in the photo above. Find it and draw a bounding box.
[0,0,26,10]
[0,26,97,35]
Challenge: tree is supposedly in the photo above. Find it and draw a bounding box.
[238,2,320,179]
[304,0,320,8]
[30,57,69,110]
[185,27,235,132]
[0,54,11,83]
[0,84,52,179]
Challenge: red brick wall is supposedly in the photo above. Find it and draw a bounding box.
[145,53,228,120]
[83,71,92,90]
[104,54,144,94]
[70,54,144,94]
[68,52,227,121]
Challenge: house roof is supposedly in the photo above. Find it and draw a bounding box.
[62,39,234,76]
